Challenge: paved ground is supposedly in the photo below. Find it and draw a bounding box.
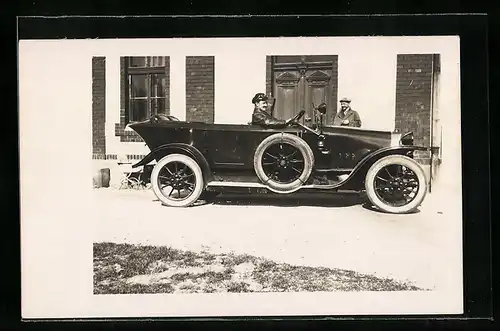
[92,186,462,291]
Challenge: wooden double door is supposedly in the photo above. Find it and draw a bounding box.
[270,55,338,126]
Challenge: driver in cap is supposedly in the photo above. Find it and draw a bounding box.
[251,93,290,128]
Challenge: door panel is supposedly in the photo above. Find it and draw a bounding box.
[204,128,277,170]
[272,57,335,126]
[273,71,300,119]
[307,86,326,124]
[275,86,298,119]
[304,70,333,125]
[205,130,243,167]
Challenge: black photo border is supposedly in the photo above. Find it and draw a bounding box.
[11,13,492,330]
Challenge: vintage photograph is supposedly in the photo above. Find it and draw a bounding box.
[90,39,459,295]
[20,35,464,318]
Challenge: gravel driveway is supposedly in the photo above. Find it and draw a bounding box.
[92,186,462,291]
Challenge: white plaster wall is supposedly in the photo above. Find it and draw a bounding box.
[213,38,397,130]
[215,52,266,124]
[169,55,186,121]
[337,46,397,131]
[214,48,398,130]
[431,41,461,193]
[101,37,401,153]
[103,55,121,156]
[212,48,397,130]
[93,37,459,170]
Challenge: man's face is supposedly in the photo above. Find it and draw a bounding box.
[340,102,349,110]
[256,100,268,111]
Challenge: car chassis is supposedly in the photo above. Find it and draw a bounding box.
[129,103,432,214]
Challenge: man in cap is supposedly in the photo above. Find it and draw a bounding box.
[332,97,362,128]
[251,93,290,128]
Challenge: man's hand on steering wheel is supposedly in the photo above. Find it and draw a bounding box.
[285,110,306,126]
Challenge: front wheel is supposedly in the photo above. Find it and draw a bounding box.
[364,155,428,214]
[150,154,204,207]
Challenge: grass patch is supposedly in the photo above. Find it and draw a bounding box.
[94,242,424,295]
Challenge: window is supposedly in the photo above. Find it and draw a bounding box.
[125,56,168,123]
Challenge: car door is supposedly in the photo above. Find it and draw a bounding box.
[202,125,245,168]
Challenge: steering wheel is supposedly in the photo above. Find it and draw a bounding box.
[286,110,306,125]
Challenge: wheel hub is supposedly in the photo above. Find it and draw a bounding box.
[260,139,308,185]
[172,174,184,188]
[390,178,402,187]
[385,175,409,197]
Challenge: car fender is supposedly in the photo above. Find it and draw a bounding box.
[341,145,430,188]
[132,143,213,183]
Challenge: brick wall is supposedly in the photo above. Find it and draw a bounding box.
[266,56,272,95]
[395,54,434,163]
[163,59,171,116]
[114,56,139,142]
[92,57,106,156]
[329,56,339,123]
[186,56,215,123]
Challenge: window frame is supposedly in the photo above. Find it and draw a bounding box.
[125,56,168,124]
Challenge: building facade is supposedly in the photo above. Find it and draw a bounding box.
[92,51,442,186]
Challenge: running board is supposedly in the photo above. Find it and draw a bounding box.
[206,180,350,191]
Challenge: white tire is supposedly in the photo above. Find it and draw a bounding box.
[150,154,204,207]
[364,155,428,214]
[254,133,314,193]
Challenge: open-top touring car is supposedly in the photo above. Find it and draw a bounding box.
[128,103,431,214]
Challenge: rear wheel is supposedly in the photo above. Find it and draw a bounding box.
[364,155,427,214]
[150,154,204,207]
[253,133,314,193]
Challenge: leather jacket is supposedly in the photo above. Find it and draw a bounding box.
[251,108,288,128]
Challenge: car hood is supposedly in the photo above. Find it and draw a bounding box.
[320,125,410,149]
